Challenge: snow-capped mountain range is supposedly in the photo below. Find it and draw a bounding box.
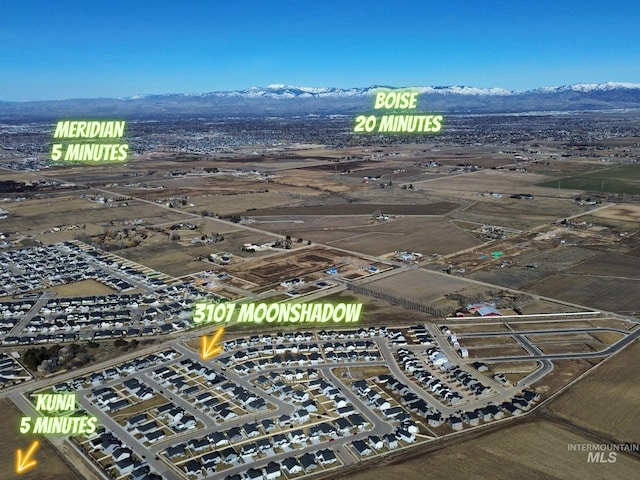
[2,82,640,118]
[120,82,640,100]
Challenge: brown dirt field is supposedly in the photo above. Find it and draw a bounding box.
[316,291,436,325]
[507,320,604,331]
[188,191,301,216]
[590,204,640,223]
[47,279,118,297]
[414,168,584,197]
[115,226,280,277]
[337,366,391,380]
[365,269,480,304]
[509,321,592,330]
[578,214,640,233]
[457,336,520,347]
[528,274,639,312]
[4,197,188,236]
[112,395,170,422]
[338,419,639,480]
[528,333,595,343]
[538,342,602,355]
[566,252,640,279]
[468,345,530,359]
[545,340,640,444]
[116,241,210,277]
[225,247,353,285]
[245,201,459,216]
[448,323,511,333]
[487,361,539,373]
[328,217,481,256]
[0,170,43,183]
[253,215,481,257]
[457,197,584,230]
[211,288,244,300]
[531,359,599,398]
[268,171,370,195]
[517,299,591,315]
[0,399,84,480]
[589,331,625,345]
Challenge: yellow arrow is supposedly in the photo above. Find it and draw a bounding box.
[16,440,39,474]
[201,328,225,360]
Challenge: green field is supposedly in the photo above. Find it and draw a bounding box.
[538,164,640,195]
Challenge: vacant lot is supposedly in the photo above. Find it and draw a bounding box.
[546,339,640,444]
[457,335,521,347]
[225,247,351,286]
[0,399,84,480]
[338,419,639,480]
[365,269,477,305]
[468,344,530,359]
[591,203,640,223]
[48,279,118,296]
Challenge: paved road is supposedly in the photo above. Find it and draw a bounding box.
[456,326,631,337]
[8,292,56,336]
[518,359,554,388]
[476,327,640,362]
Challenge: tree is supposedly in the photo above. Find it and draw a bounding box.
[114,338,128,348]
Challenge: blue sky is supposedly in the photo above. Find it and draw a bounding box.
[2,0,639,100]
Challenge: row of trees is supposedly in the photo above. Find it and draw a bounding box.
[347,284,449,318]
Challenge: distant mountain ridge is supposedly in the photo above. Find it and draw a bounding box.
[3,82,640,118]
[120,82,640,100]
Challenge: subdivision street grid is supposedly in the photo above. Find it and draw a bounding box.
[1,229,638,480]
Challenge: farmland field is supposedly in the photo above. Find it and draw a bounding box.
[252,215,481,256]
[364,269,479,304]
[337,419,639,480]
[538,164,640,195]
[0,399,85,480]
[528,274,640,312]
[590,203,640,223]
[331,217,481,256]
[245,201,460,216]
[413,168,586,201]
[565,252,640,279]
[546,339,640,444]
